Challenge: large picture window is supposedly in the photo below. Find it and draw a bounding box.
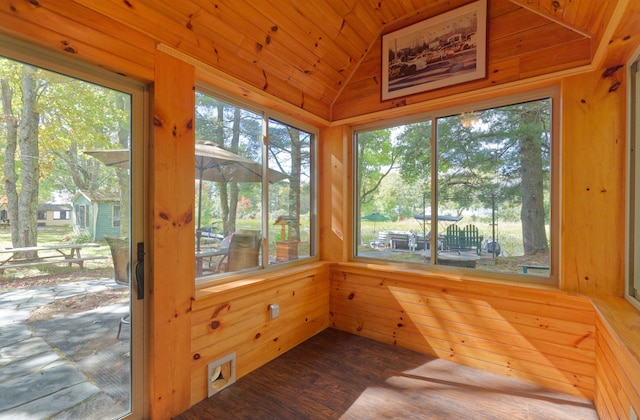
[355,93,555,284]
[194,90,316,282]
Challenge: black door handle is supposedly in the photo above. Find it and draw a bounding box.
[135,242,144,300]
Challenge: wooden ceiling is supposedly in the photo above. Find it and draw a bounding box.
[1,0,624,122]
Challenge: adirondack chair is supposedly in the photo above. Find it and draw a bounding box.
[443,224,483,255]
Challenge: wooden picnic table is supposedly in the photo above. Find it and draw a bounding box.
[0,243,104,273]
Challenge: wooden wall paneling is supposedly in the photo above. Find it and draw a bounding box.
[151,51,196,419]
[190,275,328,346]
[332,271,597,352]
[595,319,640,418]
[332,15,591,120]
[595,336,632,419]
[189,267,330,405]
[330,265,598,398]
[331,311,594,397]
[488,0,522,18]
[518,38,591,78]
[0,8,154,81]
[7,0,156,70]
[591,297,640,419]
[334,263,596,311]
[488,7,551,41]
[560,70,626,295]
[490,23,585,63]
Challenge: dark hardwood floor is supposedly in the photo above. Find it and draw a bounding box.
[176,328,598,419]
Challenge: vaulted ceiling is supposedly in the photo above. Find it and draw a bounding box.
[1,0,625,122]
[141,0,619,120]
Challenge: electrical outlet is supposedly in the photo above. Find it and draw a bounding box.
[268,303,280,319]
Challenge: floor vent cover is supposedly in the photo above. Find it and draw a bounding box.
[207,353,236,397]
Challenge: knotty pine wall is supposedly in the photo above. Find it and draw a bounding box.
[593,297,640,419]
[330,264,597,398]
[190,264,330,404]
[319,3,640,414]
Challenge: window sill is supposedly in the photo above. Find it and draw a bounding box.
[194,261,329,300]
[590,295,640,365]
[344,259,559,290]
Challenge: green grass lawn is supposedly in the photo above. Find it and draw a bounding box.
[358,218,550,277]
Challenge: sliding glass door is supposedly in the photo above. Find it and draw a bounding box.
[0,39,145,419]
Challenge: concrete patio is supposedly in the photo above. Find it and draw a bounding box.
[0,278,130,419]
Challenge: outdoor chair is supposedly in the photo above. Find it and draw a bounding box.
[218,230,261,272]
[104,235,130,338]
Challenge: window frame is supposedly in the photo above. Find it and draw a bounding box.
[194,83,319,288]
[627,51,640,310]
[352,87,560,286]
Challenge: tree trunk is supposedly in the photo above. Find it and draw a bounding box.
[1,78,20,248]
[519,108,549,254]
[215,104,239,237]
[2,65,40,259]
[226,107,241,234]
[287,127,301,240]
[17,65,40,258]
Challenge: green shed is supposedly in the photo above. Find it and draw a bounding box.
[71,190,122,240]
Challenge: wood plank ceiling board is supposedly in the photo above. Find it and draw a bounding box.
[182,0,343,101]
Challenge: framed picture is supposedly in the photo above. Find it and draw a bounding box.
[381,0,487,101]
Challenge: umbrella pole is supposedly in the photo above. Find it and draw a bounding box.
[196,166,204,253]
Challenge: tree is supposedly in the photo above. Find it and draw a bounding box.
[195,94,263,237]
[433,100,551,254]
[268,120,311,242]
[357,128,397,210]
[514,103,550,254]
[1,63,40,257]
[2,56,132,248]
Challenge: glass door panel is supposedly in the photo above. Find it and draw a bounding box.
[0,53,142,419]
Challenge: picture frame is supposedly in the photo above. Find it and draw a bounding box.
[381,0,487,101]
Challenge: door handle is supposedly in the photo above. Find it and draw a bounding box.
[135,242,144,300]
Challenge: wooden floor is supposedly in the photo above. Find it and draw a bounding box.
[177,328,598,419]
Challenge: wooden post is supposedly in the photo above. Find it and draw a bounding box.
[150,50,195,418]
[561,68,626,295]
[319,125,351,262]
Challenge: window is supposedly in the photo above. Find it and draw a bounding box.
[76,204,88,229]
[113,204,121,228]
[194,89,316,282]
[37,211,46,220]
[53,210,70,220]
[355,92,556,284]
[629,56,640,307]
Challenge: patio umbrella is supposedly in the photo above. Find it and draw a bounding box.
[84,143,287,183]
[85,142,288,251]
[361,212,390,237]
